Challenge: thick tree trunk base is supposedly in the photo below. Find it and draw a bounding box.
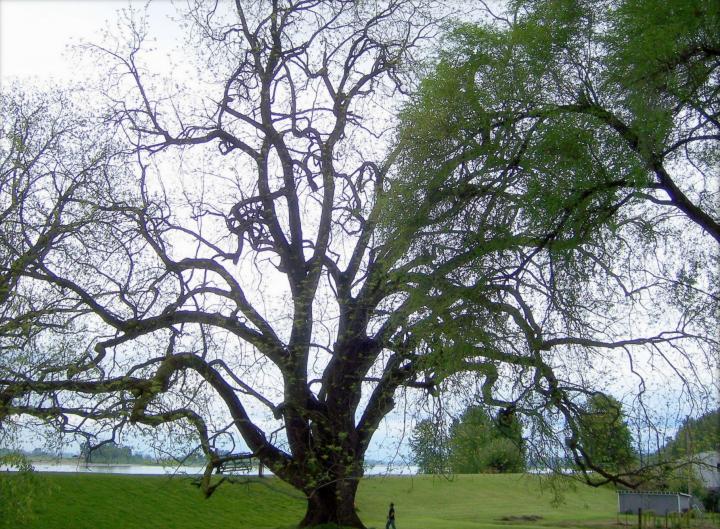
[299,509,365,529]
[299,481,365,529]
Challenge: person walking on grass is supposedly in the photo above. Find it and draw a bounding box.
[386,502,396,529]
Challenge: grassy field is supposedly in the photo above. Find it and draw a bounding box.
[1,470,713,529]
[359,473,616,529]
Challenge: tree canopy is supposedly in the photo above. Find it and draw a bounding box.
[664,409,720,458]
[448,405,526,474]
[577,394,636,473]
[0,1,717,527]
[386,0,717,484]
[410,405,525,474]
[409,418,449,474]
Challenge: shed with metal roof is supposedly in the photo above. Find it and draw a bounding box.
[617,491,691,515]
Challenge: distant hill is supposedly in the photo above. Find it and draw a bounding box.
[664,409,719,457]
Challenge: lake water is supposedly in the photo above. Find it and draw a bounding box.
[2,461,418,476]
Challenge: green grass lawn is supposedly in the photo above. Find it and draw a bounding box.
[359,473,616,529]
[0,470,688,529]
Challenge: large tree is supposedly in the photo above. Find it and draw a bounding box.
[3,3,445,527]
[0,1,717,528]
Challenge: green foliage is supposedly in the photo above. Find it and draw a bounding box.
[409,419,449,474]
[663,409,720,458]
[389,0,719,257]
[607,0,720,111]
[448,406,526,474]
[80,441,133,464]
[630,409,719,505]
[386,0,717,489]
[635,461,706,501]
[577,394,636,472]
[410,406,526,475]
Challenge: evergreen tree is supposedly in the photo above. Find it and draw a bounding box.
[577,394,636,472]
[409,419,449,474]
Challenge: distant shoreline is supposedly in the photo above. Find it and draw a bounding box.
[2,460,419,476]
[26,456,172,467]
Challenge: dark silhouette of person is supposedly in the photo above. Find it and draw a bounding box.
[386,502,396,529]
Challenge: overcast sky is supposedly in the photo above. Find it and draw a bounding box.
[0,0,182,85]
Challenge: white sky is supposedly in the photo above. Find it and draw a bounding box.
[0,0,181,86]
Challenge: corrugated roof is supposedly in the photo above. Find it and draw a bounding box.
[617,491,691,497]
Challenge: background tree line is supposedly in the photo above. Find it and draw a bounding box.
[411,393,638,475]
[410,405,526,474]
[411,401,718,482]
[77,442,208,466]
[662,410,720,459]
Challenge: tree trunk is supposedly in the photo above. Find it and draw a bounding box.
[299,476,365,528]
